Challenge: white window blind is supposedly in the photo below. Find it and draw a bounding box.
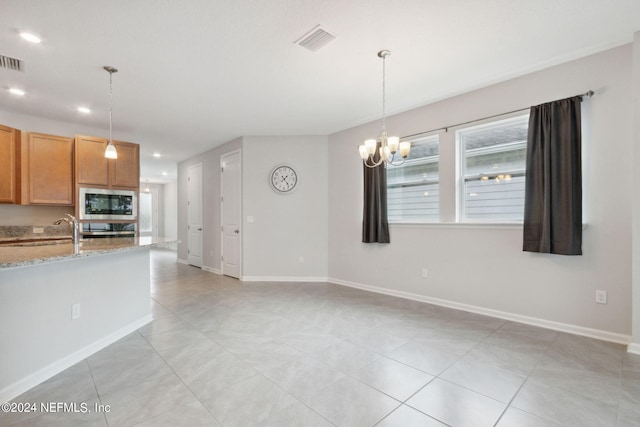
[387,135,439,222]
[457,115,529,222]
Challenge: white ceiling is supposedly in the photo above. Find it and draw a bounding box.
[1,0,639,182]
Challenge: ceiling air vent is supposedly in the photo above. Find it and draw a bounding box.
[294,25,336,52]
[0,54,24,72]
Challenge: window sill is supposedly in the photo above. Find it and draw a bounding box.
[389,222,588,230]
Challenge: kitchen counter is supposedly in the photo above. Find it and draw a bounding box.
[0,236,177,403]
[0,237,178,269]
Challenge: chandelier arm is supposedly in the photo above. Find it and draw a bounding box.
[363,160,382,169]
[363,155,383,168]
[387,156,406,167]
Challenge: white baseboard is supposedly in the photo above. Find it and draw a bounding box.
[202,266,221,275]
[328,277,631,346]
[0,315,152,404]
[177,258,189,265]
[628,342,640,354]
[241,276,328,283]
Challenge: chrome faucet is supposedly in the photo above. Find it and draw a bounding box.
[53,214,80,253]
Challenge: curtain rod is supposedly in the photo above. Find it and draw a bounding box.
[402,90,594,140]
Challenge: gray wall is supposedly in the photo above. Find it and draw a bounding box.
[632,32,640,352]
[177,135,329,279]
[242,136,328,280]
[328,45,634,340]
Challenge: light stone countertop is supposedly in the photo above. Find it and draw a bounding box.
[0,237,178,269]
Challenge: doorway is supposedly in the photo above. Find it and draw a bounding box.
[221,150,241,278]
[187,163,203,267]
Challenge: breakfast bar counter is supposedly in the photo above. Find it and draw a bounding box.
[0,237,178,269]
[0,237,177,404]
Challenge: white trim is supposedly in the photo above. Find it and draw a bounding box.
[390,222,523,230]
[0,314,152,404]
[177,258,189,265]
[328,277,631,346]
[241,276,328,283]
[202,266,222,275]
[628,343,640,355]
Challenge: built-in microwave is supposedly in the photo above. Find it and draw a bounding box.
[79,188,137,221]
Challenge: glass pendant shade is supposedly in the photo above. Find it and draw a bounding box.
[105,142,118,159]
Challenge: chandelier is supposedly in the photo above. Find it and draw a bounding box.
[104,66,118,159]
[358,50,411,168]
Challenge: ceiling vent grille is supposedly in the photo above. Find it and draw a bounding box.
[0,54,24,72]
[294,25,336,52]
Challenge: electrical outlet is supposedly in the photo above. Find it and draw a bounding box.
[71,303,81,320]
[595,290,607,304]
[298,256,304,264]
[421,268,428,278]
[32,227,44,234]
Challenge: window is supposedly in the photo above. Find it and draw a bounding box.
[457,115,528,222]
[387,135,439,222]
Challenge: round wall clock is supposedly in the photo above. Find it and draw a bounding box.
[270,165,298,193]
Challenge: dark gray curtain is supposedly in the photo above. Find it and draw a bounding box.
[523,96,582,255]
[362,146,390,243]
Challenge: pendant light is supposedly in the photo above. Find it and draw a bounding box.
[104,66,118,159]
[358,50,411,167]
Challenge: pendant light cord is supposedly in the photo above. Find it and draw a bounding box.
[381,53,386,135]
[108,70,113,144]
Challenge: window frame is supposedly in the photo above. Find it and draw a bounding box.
[456,114,529,224]
[386,134,440,224]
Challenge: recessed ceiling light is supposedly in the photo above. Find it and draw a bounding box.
[161,171,168,176]
[9,88,25,96]
[20,32,41,44]
[152,153,161,158]
[77,106,91,114]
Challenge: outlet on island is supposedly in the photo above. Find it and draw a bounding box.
[71,303,81,320]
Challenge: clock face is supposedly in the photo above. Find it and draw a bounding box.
[270,165,298,193]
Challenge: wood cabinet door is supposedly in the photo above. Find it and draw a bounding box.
[110,141,139,188]
[26,133,74,205]
[76,135,109,186]
[0,124,19,203]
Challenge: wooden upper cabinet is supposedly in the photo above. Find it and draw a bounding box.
[0,124,20,203]
[75,135,109,186]
[75,135,139,189]
[109,141,140,188]
[24,133,74,205]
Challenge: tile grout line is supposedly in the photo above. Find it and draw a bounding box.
[491,327,562,426]
[84,357,110,426]
[137,328,226,426]
[149,286,338,426]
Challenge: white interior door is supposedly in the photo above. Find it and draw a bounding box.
[187,163,203,267]
[221,150,241,278]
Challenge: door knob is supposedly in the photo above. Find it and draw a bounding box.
[197,228,202,231]
[234,229,239,234]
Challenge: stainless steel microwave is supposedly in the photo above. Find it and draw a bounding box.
[79,188,137,221]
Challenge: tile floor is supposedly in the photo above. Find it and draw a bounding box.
[3,248,640,426]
